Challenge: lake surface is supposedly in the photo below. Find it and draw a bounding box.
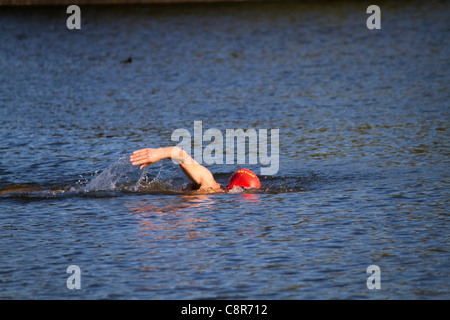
[0,1,449,299]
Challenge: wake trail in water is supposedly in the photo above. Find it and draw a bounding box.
[0,155,178,198]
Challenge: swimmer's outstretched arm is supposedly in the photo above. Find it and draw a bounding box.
[130,147,221,190]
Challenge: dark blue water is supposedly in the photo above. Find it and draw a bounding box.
[0,1,449,299]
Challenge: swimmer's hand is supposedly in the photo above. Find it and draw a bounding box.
[130,148,167,169]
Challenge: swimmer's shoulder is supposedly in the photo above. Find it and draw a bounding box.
[183,182,225,194]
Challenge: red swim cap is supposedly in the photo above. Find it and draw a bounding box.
[225,168,261,190]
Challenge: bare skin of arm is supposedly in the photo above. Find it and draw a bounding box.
[130,146,221,190]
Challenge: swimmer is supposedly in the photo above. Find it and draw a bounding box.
[130,146,260,192]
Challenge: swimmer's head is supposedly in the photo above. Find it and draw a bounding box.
[225,168,261,190]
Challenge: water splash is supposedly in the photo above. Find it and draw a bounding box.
[83,154,165,192]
